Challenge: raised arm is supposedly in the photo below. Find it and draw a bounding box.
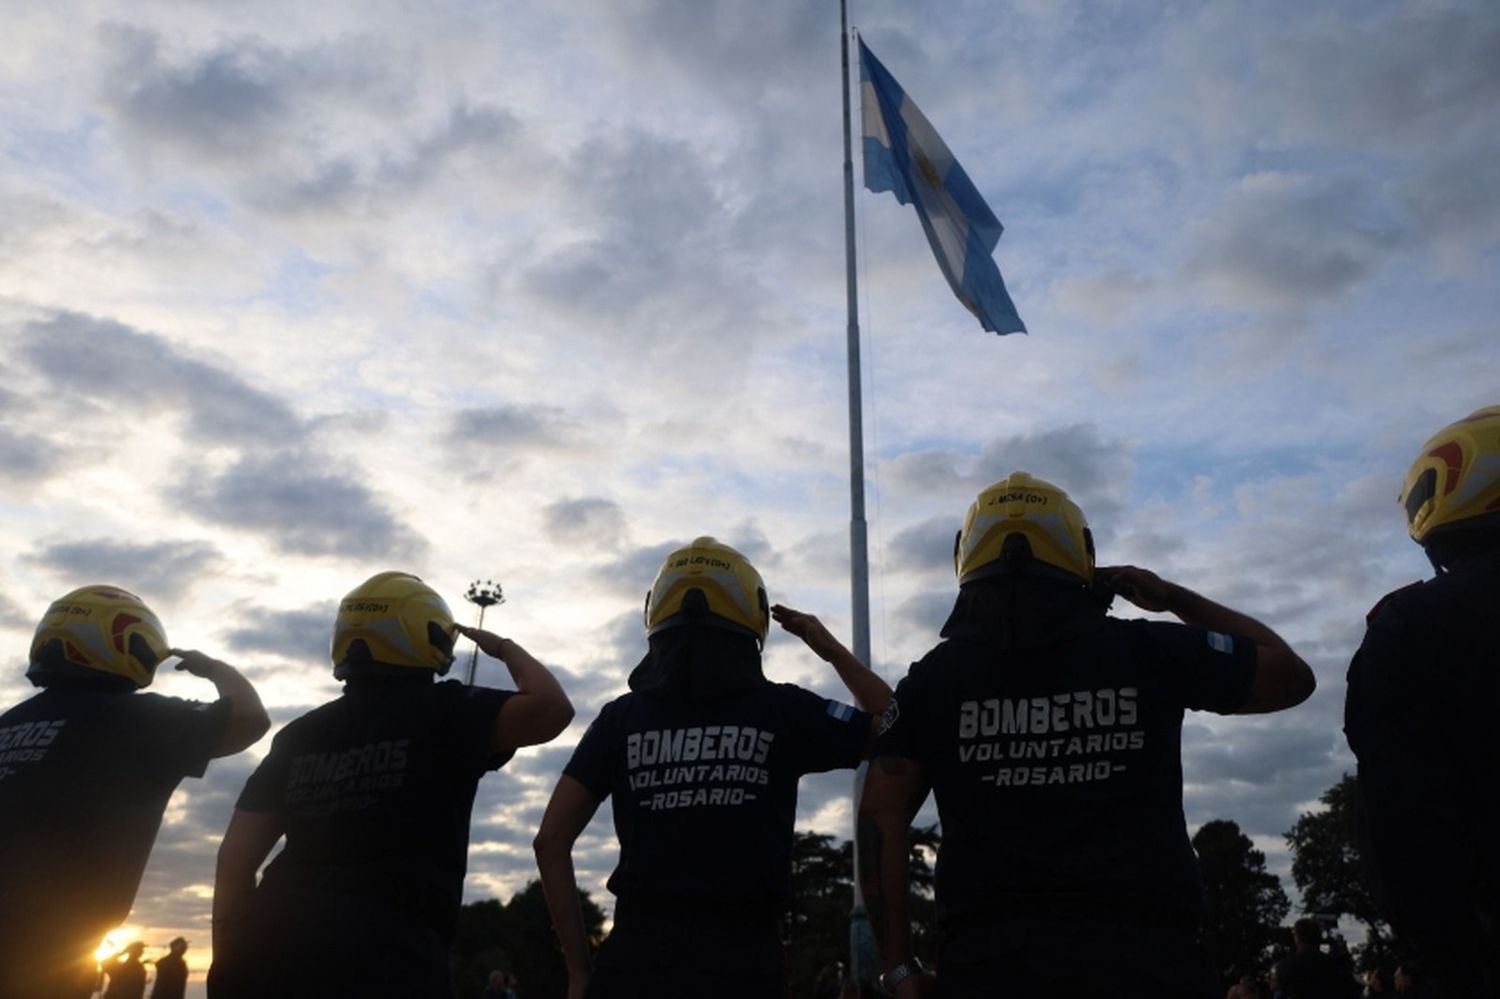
[213,808,284,961]
[857,756,935,997]
[771,604,892,752]
[533,775,604,999]
[456,625,575,752]
[1095,565,1316,713]
[171,649,271,756]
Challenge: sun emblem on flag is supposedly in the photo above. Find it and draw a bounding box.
[914,149,943,192]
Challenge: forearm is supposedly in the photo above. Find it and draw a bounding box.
[858,807,913,970]
[497,639,568,701]
[212,867,254,958]
[534,838,592,977]
[1160,583,1282,649]
[828,648,892,716]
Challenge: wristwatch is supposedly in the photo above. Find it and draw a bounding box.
[879,958,926,994]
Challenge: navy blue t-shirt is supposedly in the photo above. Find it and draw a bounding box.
[0,687,229,948]
[1345,552,1500,992]
[564,682,870,906]
[875,616,1256,929]
[236,678,513,933]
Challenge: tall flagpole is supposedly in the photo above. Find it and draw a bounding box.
[840,0,878,987]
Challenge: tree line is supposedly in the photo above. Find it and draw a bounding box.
[451,777,1389,997]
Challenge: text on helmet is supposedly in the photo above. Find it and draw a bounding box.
[986,491,1049,507]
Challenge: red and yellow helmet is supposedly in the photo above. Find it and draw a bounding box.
[644,537,769,642]
[331,572,456,678]
[955,472,1094,585]
[1400,405,1500,545]
[27,585,170,688]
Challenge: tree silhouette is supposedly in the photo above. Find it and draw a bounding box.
[1284,774,1396,970]
[783,825,939,995]
[450,880,606,999]
[1193,818,1290,986]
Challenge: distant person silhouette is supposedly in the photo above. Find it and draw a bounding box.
[0,586,269,999]
[149,938,189,999]
[209,572,573,998]
[1272,918,1357,999]
[102,942,147,999]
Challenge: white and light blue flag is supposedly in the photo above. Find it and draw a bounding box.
[859,37,1026,335]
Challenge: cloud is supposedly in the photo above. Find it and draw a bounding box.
[18,312,302,448]
[176,452,426,561]
[97,24,391,168]
[0,591,33,631]
[1184,172,1402,312]
[0,427,56,483]
[885,424,1131,534]
[542,497,627,548]
[1264,5,1500,152]
[886,516,957,577]
[892,589,954,640]
[223,602,337,662]
[518,130,779,367]
[448,406,583,453]
[24,538,225,602]
[590,538,689,599]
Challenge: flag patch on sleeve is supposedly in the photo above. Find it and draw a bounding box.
[1206,632,1235,654]
[826,700,856,722]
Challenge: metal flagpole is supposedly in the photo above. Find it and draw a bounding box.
[840,0,878,987]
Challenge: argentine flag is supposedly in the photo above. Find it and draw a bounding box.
[859,38,1026,335]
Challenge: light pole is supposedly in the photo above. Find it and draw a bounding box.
[463,579,504,686]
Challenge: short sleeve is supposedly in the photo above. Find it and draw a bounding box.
[872,669,924,763]
[562,701,619,799]
[1138,622,1257,714]
[779,685,870,776]
[142,695,231,780]
[443,683,516,774]
[236,727,293,813]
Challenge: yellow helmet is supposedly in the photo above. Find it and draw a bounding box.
[27,585,170,688]
[331,571,456,678]
[643,537,770,642]
[955,472,1095,584]
[1401,405,1500,545]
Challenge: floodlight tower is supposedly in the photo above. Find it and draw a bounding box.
[462,579,504,685]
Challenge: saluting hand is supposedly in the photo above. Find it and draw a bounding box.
[1094,565,1177,613]
[771,604,844,663]
[453,624,512,661]
[170,648,230,678]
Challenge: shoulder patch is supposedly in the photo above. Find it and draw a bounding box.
[876,697,900,736]
[1206,632,1235,655]
[826,700,855,723]
[1366,581,1424,624]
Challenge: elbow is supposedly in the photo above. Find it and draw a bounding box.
[532,826,569,863]
[235,709,273,752]
[1290,659,1317,706]
[542,697,575,743]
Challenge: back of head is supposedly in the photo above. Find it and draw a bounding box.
[954,471,1095,587]
[1400,405,1500,571]
[633,537,768,701]
[27,585,169,690]
[331,571,456,680]
[1292,916,1322,949]
[642,536,769,644]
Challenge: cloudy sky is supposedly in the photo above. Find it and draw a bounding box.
[2,0,1496,987]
